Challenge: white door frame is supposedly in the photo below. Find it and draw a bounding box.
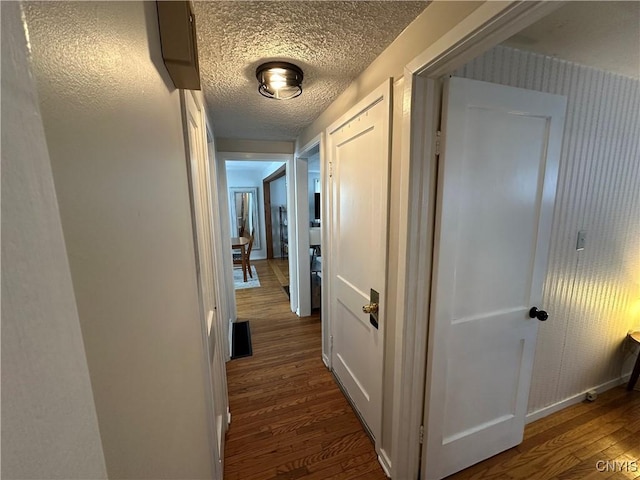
[292,157,311,317]
[203,126,237,364]
[209,150,236,360]
[203,125,232,431]
[296,134,328,366]
[180,89,225,480]
[218,152,296,314]
[294,134,325,322]
[391,2,564,479]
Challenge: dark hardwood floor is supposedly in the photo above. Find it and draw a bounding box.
[446,386,640,480]
[224,259,386,480]
[225,260,639,480]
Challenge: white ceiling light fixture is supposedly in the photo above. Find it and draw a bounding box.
[256,61,304,100]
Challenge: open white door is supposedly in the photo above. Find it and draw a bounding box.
[327,80,391,444]
[422,77,566,479]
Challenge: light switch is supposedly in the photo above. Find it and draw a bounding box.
[576,230,586,251]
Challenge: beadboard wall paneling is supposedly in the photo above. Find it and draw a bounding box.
[454,46,640,413]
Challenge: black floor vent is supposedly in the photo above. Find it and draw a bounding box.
[231,321,253,359]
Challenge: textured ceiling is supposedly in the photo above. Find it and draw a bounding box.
[504,1,639,79]
[193,1,428,141]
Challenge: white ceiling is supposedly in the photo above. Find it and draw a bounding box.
[193,1,428,141]
[504,1,640,79]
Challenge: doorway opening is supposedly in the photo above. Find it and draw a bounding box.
[293,141,323,318]
[263,164,290,297]
[224,159,287,295]
[391,3,639,479]
[220,141,385,476]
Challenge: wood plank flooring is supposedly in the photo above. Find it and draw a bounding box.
[446,386,640,480]
[224,260,385,480]
[226,260,639,479]
[268,257,289,287]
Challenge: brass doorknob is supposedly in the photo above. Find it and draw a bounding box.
[362,303,379,314]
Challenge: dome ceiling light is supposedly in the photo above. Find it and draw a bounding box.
[256,62,304,100]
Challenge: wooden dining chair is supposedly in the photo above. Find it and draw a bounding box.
[233,230,255,278]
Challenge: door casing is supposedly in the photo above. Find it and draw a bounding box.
[263,164,286,260]
[181,89,228,479]
[295,135,329,355]
[217,151,295,314]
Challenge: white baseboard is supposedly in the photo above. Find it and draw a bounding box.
[378,449,392,478]
[322,353,330,369]
[526,375,630,424]
[227,407,231,427]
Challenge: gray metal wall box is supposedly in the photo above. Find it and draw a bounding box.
[157,1,201,90]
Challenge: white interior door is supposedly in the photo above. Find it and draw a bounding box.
[184,90,228,477]
[327,80,391,443]
[423,77,566,479]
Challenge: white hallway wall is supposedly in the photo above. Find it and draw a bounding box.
[1,4,107,478]
[23,2,215,478]
[455,45,640,413]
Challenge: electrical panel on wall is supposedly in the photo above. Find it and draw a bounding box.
[156,1,201,90]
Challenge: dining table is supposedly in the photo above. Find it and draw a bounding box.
[231,236,250,282]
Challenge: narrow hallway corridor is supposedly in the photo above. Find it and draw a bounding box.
[224,260,386,479]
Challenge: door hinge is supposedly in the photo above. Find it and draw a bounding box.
[329,335,334,353]
[435,130,441,156]
[419,425,424,445]
[329,161,333,178]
